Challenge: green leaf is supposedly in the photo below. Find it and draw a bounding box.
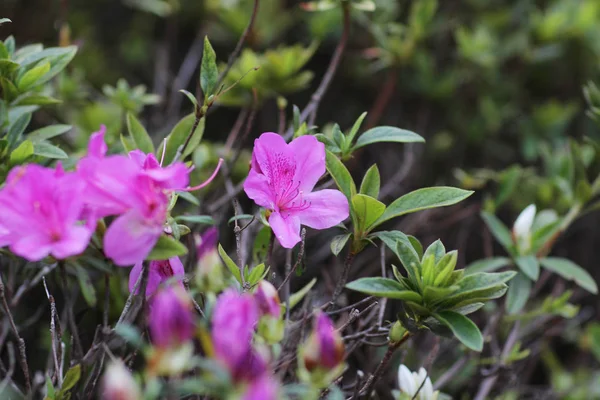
[126,113,154,153]
[175,215,215,225]
[325,150,356,200]
[162,114,200,164]
[423,239,446,264]
[359,164,380,199]
[7,112,31,149]
[375,231,421,285]
[506,273,531,315]
[14,94,61,106]
[17,61,50,91]
[515,255,539,281]
[439,271,516,308]
[228,214,254,224]
[480,212,514,251]
[33,142,68,159]
[200,36,218,97]
[176,190,200,206]
[346,112,368,144]
[55,364,81,399]
[540,257,598,294]
[182,116,205,159]
[288,278,317,310]
[120,133,135,153]
[432,251,458,287]
[246,263,267,286]
[331,233,351,256]
[353,126,425,150]
[27,124,71,142]
[9,139,33,165]
[465,257,511,275]
[434,311,483,351]
[147,235,188,260]
[75,267,97,307]
[252,226,272,265]
[346,278,422,302]
[179,89,198,108]
[374,187,473,226]
[351,194,386,233]
[407,235,423,259]
[218,243,242,284]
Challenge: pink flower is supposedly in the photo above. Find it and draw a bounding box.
[243,133,349,248]
[129,257,185,298]
[0,164,95,261]
[148,286,195,348]
[302,312,345,371]
[241,375,280,400]
[211,289,267,381]
[254,280,281,318]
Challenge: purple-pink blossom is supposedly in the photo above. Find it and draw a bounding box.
[211,289,267,381]
[302,312,345,371]
[254,280,281,318]
[0,164,95,261]
[148,286,195,348]
[240,375,280,400]
[129,257,185,297]
[243,133,349,248]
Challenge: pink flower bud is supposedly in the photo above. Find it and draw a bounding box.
[241,375,280,400]
[302,312,345,371]
[195,228,226,292]
[148,286,195,348]
[254,280,281,318]
[211,289,267,381]
[101,360,141,400]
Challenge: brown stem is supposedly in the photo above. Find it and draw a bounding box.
[356,333,412,398]
[59,263,84,360]
[233,199,247,289]
[326,250,356,310]
[365,68,398,130]
[284,3,351,139]
[0,275,31,394]
[277,228,306,291]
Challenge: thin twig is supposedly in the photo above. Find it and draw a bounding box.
[378,246,387,327]
[0,274,31,394]
[326,251,356,310]
[11,263,57,306]
[116,264,147,327]
[278,229,306,291]
[284,2,351,139]
[356,333,412,398]
[233,199,247,289]
[59,263,84,359]
[43,277,62,386]
[215,0,260,89]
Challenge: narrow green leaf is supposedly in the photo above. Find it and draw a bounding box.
[228,214,254,224]
[17,61,50,91]
[515,255,539,281]
[288,278,317,310]
[434,311,483,351]
[506,273,531,314]
[162,114,200,164]
[246,263,266,286]
[7,112,31,149]
[346,111,368,144]
[175,215,215,225]
[540,257,598,294]
[218,243,242,284]
[120,133,135,153]
[200,37,218,97]
[480,211,514,251]
[465,257,511,275]
[346,277,422,302]
[14,94,61,106]
[33,142,68,159]
[374,187,474,227]
[407,235,423,259]
[353,126,425,150]
[126,113,154,153]
[351,194,386,232]
[325,150,356,201]
[182,116,205,158]
[75,267,97,307]
[331,233,351,256]
[147,235,188,260]
[9,139,33,165]
[59,364,81,393]
[176,191,200,206]
[27,124,71,142]
[179,89,198,107]
[359,164,380,199]
[423,239,446,264]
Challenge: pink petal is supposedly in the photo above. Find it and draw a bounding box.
[104,209,163,266]
[295,189,349,229]
[128,149,147,167]
[88,126,107,158]
[11,235,52,261]
[269,211,301,248]
[289,135,326,192]
[243,169,275,209]
[143,163,190,190]
[252,133,296,189]
[51,225,94,260]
